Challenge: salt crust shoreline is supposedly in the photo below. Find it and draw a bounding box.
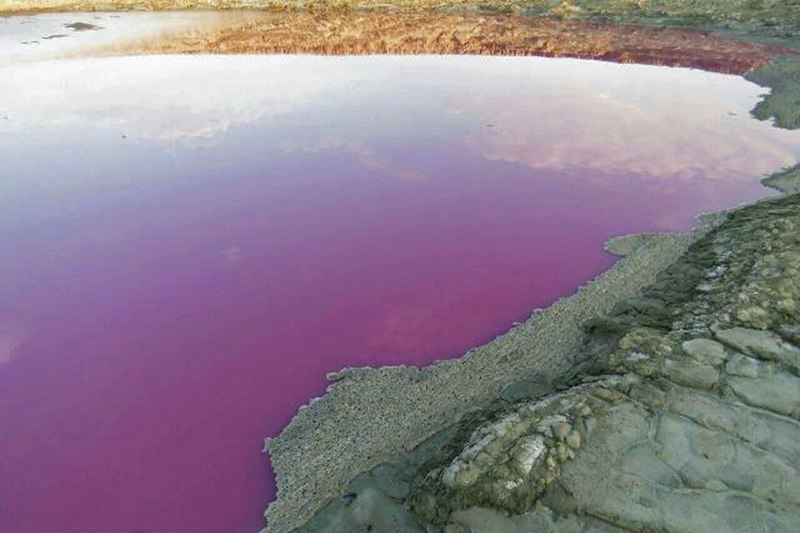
[264,219,712,532]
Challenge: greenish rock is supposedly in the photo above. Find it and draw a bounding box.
[443,524,468,533]
[664,358,720,390]
[746,56,800,131]
[725,354,800,417]
[682,338,727,365]
[763,164,800,193]
[715,327,800,372]
[499,377,552,403]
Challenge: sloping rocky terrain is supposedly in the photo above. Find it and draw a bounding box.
[289,192,800,533]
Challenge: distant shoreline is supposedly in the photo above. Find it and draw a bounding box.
[83,10,799,76]
[6,7,796,76]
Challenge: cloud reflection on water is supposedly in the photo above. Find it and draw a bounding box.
[4,53,800,533]
[448,58,800,182]
[1,56,360,142]
[2,55,799,185]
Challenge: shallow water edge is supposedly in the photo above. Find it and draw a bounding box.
[266,167,800,533]
[292,190,800,533]
[260,48,800,529]
[263,54,800,531]
[264,216,706,532]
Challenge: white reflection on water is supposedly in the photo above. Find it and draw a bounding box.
[1,55,798,184]
[454,58,800,181]
[2,56,359,141]
[0,11,261,64]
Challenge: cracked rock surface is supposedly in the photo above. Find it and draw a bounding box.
[289,193,800,533]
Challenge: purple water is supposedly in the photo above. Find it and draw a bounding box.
[2,55,800,533]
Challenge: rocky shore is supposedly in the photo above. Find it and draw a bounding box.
[266,228,701,533]
[262,51,800,531]
[260,51,800,533]
[286,190,800,533]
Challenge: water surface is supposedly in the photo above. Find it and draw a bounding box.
[2,54,800,533]
[0,11,261,64]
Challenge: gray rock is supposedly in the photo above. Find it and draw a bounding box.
[291,486,422,533]
[715,327,800,372]
[664,358,720,390]
[682,338,727,365]
[724,352,800,417]
[499,377,551,403]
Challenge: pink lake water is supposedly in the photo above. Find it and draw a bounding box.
[2,52,800,533]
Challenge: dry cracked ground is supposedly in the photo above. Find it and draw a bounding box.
[290,192,800,533]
